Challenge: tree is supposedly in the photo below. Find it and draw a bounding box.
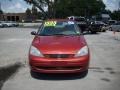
[24,0,106,19]
[102,9,111,14]
[55,0,105,18]
[0,2,3,21]
[24,0,55,18]
[111,10,120,20]
[32,6,38,20]
[0,9,3,21]
[25,8,32,21]
[0,10,3,14]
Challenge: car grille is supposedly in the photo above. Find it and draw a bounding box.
[44,54,73,58]
[36,66,81,70]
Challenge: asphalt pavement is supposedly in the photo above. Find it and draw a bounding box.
[0,27,120,90]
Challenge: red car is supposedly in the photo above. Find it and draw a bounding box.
[29,19,90,74]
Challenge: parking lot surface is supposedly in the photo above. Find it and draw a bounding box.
[0,28,120,90]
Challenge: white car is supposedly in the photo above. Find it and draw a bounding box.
[0,21,14,27]
[0,23,4,28]
[108,20,117,25]
[4,21,14,27]
[110,22,120,32]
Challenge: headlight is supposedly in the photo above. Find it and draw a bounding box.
[30,46,44,57]
[75,46,88,57]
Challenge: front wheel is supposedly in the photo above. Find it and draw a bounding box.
[91,31,97,34]
[109,27,112,31]
[78,70,88,78]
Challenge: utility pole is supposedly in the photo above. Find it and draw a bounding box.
[0,2,1,21]
[0,2,4,21]
[0,2,1,11]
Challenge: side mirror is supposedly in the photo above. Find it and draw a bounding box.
[31,31,37,35]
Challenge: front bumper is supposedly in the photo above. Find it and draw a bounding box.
[29,55,90,73]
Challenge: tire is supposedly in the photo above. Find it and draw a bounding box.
[109,27,112,31]
[102,30,106,32]
[78,70,88,78]
[91,31,96,34]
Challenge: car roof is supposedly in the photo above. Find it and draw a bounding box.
[109,20,116,21]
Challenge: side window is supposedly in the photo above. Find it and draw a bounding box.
[75,23,81,34]
[117,22,120,25]
[114,23,119,25]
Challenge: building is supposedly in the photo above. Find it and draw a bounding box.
[92,14,111,23]
[0,13,26,22]
[101,14,111,23]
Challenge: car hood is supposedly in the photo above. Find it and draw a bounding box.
[32,35,86,54]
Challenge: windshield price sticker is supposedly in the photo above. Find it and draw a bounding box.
[44,21,57,27]
[76,31,80,34]
[68,21,74,25]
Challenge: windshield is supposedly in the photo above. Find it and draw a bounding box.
[109,21,116,25]
[38,21,80,36]
[95,21,104,24]
[114,22,120,25]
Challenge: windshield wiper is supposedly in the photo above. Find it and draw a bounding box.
[68,34,79,36]
[53,34,80,36]
[39,34,53,36]
[40,34,80,36]
[53,34,68,36]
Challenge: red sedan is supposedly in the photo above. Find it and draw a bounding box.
[29,19,90,73]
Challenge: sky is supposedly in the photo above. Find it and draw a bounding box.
[0,0,32,13]
[0,0,120,13]
[103,0,120,11]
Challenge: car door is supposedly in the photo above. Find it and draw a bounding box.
[112,23,119,31]
[115,22,120,31]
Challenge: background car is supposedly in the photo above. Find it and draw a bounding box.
[110,21,120,32]
[0,21,18,27]
[0,21,12,27]
[68,16,88,32]
[108,20,117,25]
[9,21,19,27]
[0,23,4,28]
[88,21,104,33]
[101,24,109,32]
[94,21,109,32]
